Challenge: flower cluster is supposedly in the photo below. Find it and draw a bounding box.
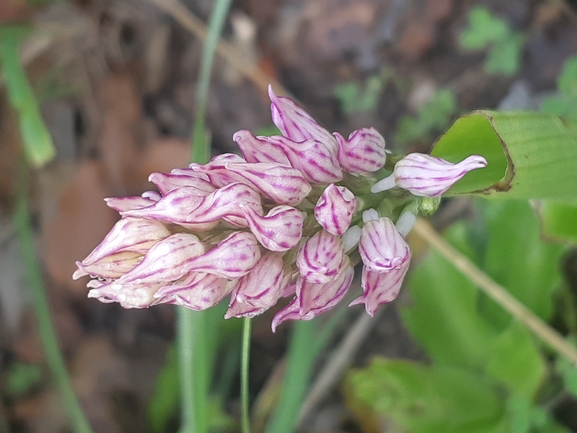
[74,86,487,331]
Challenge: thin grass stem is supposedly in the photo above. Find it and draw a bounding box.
[15,172,92,433]
[241,317,252,433]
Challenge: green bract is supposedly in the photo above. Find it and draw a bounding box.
[431,111,577,200]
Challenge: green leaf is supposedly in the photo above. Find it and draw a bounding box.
[148,346,179,433]
[346,358,506,433]
[459,7,511,50]
[541,96,577,118]
[557,56,577,99]
[480,200,565,327]
[485,35,524,76]
[0,26,56,167]
[430,111,577,200]
[334,75,384,114]
[395,89,457,145]
[402,222,498,369]
[5,363,42,397]
[536,200,577,245]
[485,322,545,397]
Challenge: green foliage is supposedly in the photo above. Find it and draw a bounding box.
[480,200,565,328]
[347,359,507,433]
[334,75,385,114]
[347,197,571,432]
[148,347,179,433]
[460,6,524,76]
[0,25,56,167]
[395,88,457,145]
[5,363,42,397]
[542,56,577,119]
[430,111,577,200]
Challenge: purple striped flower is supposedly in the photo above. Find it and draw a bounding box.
[314,184,357,236]
[77,85,480,329]
[334,127,386,174]
[268,85,335,145]
[226,253,290,319]
[73,217,171,280]
[189,153,312,205]
[155,272,232,311]
[241,205,304,252]
[271,264,354,332]
[296,230,347,284]
[120,183,263,231]
[372,153,487,197]
[350,216,411,316]
[234,129,291,165]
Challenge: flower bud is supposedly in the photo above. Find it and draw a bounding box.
[334,127,386,173]
[314,184,357,236]
[241,205,303,252]
[225,253,289,318]
[373,153,488,197]
[296,230,347,284]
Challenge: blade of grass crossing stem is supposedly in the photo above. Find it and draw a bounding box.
[191,0,233,163]
[0,26,55,167]
[241,318,252,433]
[178,1,233,432]
[265,320,318,433]
[15,170,92,433]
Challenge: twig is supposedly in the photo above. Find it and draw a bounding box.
[412,218,577,365]
[297,308,384,428]
[146,0,295,98]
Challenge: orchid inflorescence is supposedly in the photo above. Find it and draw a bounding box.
[74,86,487,331]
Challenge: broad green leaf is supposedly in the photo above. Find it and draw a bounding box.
[481,200,565,327]
[346,358,506,433]
[485,322,545,398]
[402,222,498,369]
[541,96,577,118]
[557,356,577,399]
[459,7,510,50]
[537,200,577,245]
[430,111,577,200]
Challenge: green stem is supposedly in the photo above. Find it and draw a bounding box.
[177,309,208,433]
[15,176,93,433]
[177,1,233,431]
[241,317,252,433]
[265,320,317,433]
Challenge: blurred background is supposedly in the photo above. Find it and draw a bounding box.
[1,0,577,432]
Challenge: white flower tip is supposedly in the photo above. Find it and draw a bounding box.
[362,209,379,223]
[395,212,417,237]
[371,174,396,193]
[465,154,488,168]
[73,262,87,280]
[341,225,362,252]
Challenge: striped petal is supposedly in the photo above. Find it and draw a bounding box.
[264,135,342,184]
[155,272,232,311]
[268,85,335,145]
[234,129,290,164]
[241,205,303,251]
[225,252,289,318]
[334,127,386,173]
[350,256,411,316]
[359,217,410,272]
[184,231,261,279]
[314,184,357,236]
[393,153,487,197]
[296,230,346,284]
[271,264,354,332]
